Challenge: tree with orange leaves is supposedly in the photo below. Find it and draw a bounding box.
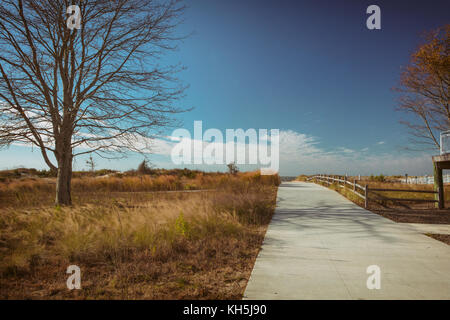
[396,25,449,150]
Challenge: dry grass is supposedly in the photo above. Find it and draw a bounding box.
[0,171,280,208]
[326,183,366,206]
[0,171,280,299]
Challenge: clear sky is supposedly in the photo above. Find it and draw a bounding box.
[1,0,449,175]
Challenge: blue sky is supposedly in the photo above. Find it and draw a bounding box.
[1,0,449,175]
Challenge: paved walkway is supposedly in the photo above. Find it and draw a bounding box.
[402,223,450,235]
[244,182,450,299]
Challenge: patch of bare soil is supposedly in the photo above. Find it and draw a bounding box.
[370,208,450,224]
[426,234,450,245]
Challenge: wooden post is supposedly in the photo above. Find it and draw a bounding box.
[364,184,369,209]
[405,173,408,184]
[343,175,347,188]
[433,162,444,209]
[353,179,356,192]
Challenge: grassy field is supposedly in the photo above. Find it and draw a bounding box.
[0,168,244,208]
[0,170,280,299]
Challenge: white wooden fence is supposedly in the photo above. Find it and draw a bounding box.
[399,174,450,184]
[307,174,439,209]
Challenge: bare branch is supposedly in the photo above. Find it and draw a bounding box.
[0,0,189,204]
[395,24,450,151]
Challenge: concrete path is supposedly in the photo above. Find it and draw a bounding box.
[244,182,450,300]
[402,223,450,235]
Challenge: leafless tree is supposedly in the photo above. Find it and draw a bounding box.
[85,154,95,172]
[0,0,188,205]
[396,25,449,151]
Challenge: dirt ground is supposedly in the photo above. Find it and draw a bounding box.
[369,208,450,246]
[370,208,450,224]
[426,234,450,245]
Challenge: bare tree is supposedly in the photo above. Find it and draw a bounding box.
[396,25,449,151]
[0,0,188,205]
[85,154,95,172]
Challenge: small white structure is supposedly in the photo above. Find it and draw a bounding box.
[440,130,450,155]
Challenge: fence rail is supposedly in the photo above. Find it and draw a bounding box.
[307,175,440,209]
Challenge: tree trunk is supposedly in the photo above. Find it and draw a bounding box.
[55,151,73,206]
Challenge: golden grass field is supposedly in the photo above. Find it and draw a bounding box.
[0,170,280,299]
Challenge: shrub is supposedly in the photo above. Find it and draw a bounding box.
[137,160,153,175]
[369,174,385,182]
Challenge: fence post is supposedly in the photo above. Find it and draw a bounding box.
[353,179,356,192]
[343,175,346,188]
[433,163,444,209]
[364,184,369,209]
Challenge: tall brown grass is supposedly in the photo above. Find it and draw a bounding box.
[0,171,280,208]
[0,171,279,299]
